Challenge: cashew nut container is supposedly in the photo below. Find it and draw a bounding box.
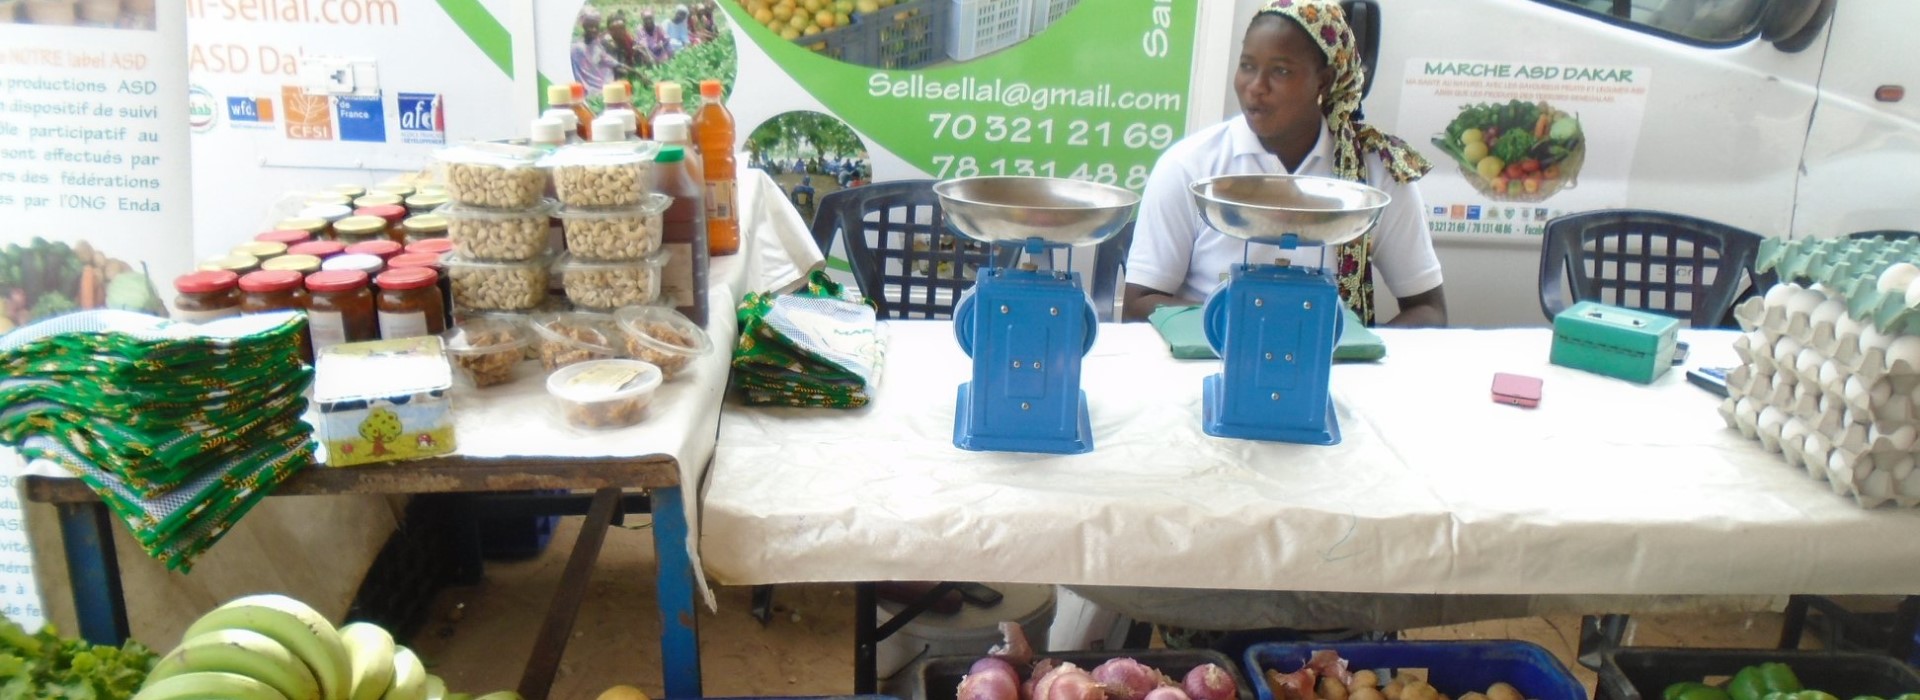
[441,200,557,261]
[545,358,662,430]
[556,252,665,311]
[434,142,550,209]
[441,314,532,388]
[529,310,623,372]
[546,142,660,208]
[615,305,712,381]
[446,254,550,313]
[559,193,671,260]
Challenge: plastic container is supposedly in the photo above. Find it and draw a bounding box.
[442,315,532,387]
[615,305,713,380]
[919,649,1253,700]
[434,142,550,209]
[446,255,550,312]
[1028,0,1078,32]
[864,0,950,69]
[1596,648,1920,700]
[545,358,662,429]
[793,20,870,64]
[556,252,665,311]
[558,194,671,260]
[695,79,740,257]
[547,142,660,208]
[947,0,1030,61]
[1245,642,1587,700]
[441,200,557,261]
[529,311,624,372]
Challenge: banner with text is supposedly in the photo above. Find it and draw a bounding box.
[1398,57,1650,240]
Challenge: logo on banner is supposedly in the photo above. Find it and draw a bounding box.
[226,96,276,129]
[397,93,445,144]
[336,95,387,143]
[282,86,335,141]
[188,86,217,132]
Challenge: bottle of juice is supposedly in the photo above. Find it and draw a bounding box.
[648,81,688,144]
[542,85,582,143]
[653,145,709,326]
[694,79,739,256]
[569,83,596,142]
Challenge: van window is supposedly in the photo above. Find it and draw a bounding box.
[1537,0,1766,44]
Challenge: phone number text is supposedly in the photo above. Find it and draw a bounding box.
[932,155,1151,190]
[928,113,1176,150]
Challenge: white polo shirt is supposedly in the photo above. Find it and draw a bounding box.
[1128,116,1443,304]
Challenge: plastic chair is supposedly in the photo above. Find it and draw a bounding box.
[1847,229,1920,241]
[810,180,991,319]
[1538,209,1764,328]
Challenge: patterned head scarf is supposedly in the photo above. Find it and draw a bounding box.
[1257,0,1432,323]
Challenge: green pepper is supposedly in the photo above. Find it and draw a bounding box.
[1666,683,1733,700]
[1731,664,1803,700]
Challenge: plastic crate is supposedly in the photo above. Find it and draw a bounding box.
[946,0,1029,61]
[865,0,950,69]
[1596,648,1920,700]
[1245,642,1586,700]
[1028,0,1078,33]
[919,650,1257,700]
[794,20,870,64]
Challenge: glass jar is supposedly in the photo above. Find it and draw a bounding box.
[198,253,261,276]
[238,270,308,312]
[405,237,454,258]
[262,254,323,275]
[231,241,288,263]
[346,239,404,261]
[287,240,346,259]
[356,204,409,242]
[306,270,378,347]
[332,215,388,244]
[172,270,241,323]
[403,214,449,241]
[353,193,403,210]
[275,217,329,241]
[321,253,385,279]
[255,229,313,246]
[388,252,453,330]
[375,267,446,338]
[405,193,449,217]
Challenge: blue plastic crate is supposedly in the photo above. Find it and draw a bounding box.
[1245,642,1587,700]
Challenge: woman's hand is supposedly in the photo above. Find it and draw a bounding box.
[1122,283,1198,322]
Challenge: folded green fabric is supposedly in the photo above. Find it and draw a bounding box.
[1148,304,1385,362]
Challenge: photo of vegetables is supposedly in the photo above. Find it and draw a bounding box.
[0,237,167,335]
[1432,99,1585,203]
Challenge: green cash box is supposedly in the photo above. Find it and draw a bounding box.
[1549,301,1680,384]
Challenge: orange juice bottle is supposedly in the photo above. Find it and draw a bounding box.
[694,80,739,256]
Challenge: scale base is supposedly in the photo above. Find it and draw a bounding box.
[954,382,1094,455]
[1202,373,1341,445]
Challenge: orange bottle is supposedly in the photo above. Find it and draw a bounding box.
[569,83,596,142]
[694,80,739,256]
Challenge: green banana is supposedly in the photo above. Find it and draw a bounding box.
[425,675,447,700]
[184,595,351,700]
[382,646,428,700]
[339,622,398,700]
[133,670,293,700]
[147,628,321,700]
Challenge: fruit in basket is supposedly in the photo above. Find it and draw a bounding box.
[144,628,322,700]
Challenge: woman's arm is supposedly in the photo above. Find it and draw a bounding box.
[1384,286,1447,327]
[1122,283,1198,322]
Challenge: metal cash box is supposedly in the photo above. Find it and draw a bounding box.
[1548,301,1680,384]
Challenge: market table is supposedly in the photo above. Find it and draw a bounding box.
[703,323,1920,684]
[20,168,822,700]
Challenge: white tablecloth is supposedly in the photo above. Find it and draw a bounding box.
[702,324,1920,598]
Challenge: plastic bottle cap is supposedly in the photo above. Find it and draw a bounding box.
[356,204,408,224]
[657,81,683,104]
[321,253,385,274]
[256,229,314,245]
[654,115,691,143]
[548,84,574,106]
[387,252,444,270]
[570,83,586,100]
[376,267,439,290]
[617,111,640,136]
[604,82,629,103]
[174,270,240,294]
[306,269,370,293]
[657,145,685,163]
[592,115,629,142]
[532,116,566,145]
[288,241,347,258]
[405,238,455,255]
[232,241,289,259]
[239,270,305,293]
[262,255,323,273]
[700,79,724,99]
[346,240,404,258]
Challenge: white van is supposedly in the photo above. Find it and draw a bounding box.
[1192,0,1918,327]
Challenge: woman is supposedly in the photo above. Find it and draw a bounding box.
[1123,0,1447,327]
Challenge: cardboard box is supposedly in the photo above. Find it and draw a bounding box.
[314,336,455,466]
[1550,301,1680,384]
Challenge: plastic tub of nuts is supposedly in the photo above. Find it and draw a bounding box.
[547,142,660,208]
[545,359,662,430]
[434,142,550,209]
[446,255,550,312]
[559,193,671,260]
[442,315,531,388]
[529,311,623,372]
[556,252,665,311]
[615,305,713,381]
[442,200,556,261]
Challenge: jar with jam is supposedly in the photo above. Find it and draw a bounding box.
[404,193,448,216]
[389,252,452,328]
[332,215,388,244]
[403,214,449,241]
[306,270,378,348]
[346,239,404,262]
[275,217,329,241]
[356,204,410,242]
[231,241,288,263]
[353,193,403,210]
[172,270,242,323]
[198,253,261,277]
[255,229,313,246]
[240,270,314,363]
[288,240,347,259]
[262,254,323,275]
[374,267,446,339]
[321,253,385,279]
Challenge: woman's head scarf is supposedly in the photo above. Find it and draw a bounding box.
[1256,0,1432,323]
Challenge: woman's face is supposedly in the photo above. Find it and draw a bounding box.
[1234,15,1331,144]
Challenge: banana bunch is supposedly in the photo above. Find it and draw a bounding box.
[131,594,524,700]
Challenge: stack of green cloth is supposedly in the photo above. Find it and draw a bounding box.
[1148,304,1387,361]
[731,271,886,408]
[0,310,314,571]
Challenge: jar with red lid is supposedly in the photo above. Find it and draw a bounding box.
[356,204,410,242]
[405,238,454,257]
[306,270,378,348]
[172,271,242,323]
[375,267,446,339]
[390,252,453,328]
[255,229,314,245]
[288,240,347,259]
[345,239,404,261]
[240,270,313,362]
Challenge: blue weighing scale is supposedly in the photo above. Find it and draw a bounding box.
[933,176,1141,455]
[1188,174,1390,445]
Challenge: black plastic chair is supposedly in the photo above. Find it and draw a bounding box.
[1538,209,1764,328]
[806,180,990,319]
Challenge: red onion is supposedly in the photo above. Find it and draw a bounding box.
[1092,658,1168,700]
[1036,664,1108,700]
[1184,664,1239,700]
[1144,688,1194,700]
[960,657,1023,700]
[1027,658,1059,700]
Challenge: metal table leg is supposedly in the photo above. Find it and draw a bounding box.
[517,488,620,700]
[57,502,128,646]
[856,582,877,695]
[653,486,702,699]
